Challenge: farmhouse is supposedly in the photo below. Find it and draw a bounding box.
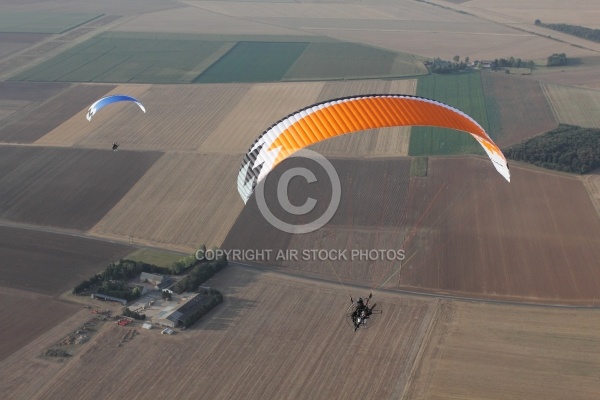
[140,272,171,290]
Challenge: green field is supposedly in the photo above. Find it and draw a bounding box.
[125,248,186,269]
[409,72,489,156]
[11,33,229,83]
[195,41,309,83]
[11,31,429,84]
[0,12,101,34]
[283,43,427,80]
[410,157,428,177]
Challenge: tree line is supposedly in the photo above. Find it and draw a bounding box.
[172,255,228,294]
[535,20,600,43]
[504,124,600,174]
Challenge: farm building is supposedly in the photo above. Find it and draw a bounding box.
[140,272,171,290]
[151,307,182,328]
[91,293,127,306]
[150,294,209,328]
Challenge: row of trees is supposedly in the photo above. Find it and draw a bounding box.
[535,20,600,43]
[493,57,534,69]
[73,245,210,295]
[180,288,223,328]
[173,255,228,294]
[505,124,600,174]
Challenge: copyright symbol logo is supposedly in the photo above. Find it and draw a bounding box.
[255,149,341,234]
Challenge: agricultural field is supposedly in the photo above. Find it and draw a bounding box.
[0,84,114,143]
[3,267,600,399]
[0,33,49,60]
[0,147,162,229]
[0,225,134,295]
[0,82,69,125]
[409,72,489,156]
[90,153,244,251]
[125,248,186,268]
[407,301,600,400]
[0,12,102,34]
[1,267,440,399]
[283,43,427,81]
[398,158,600,304]
[195,41,309,83]
[0,287,81,361]
[202,79,418,158]
[115,4,304,35]
[542,83,600,128]
[449,0,600,29]
[38,83,251,151]
[224,156,600,305]
[481,72,557,147]
[11,29,428,84]
[582,169,600,217]
[10,32,231,84]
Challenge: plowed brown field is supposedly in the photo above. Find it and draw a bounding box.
[0,147,162,229]
[224,157,600,305]
[0,82,69,125]
[0,84,115,143]
[0,287,80,361]
[0,225,134,295]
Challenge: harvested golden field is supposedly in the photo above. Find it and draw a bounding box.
[200,81,325,153]
[3,266,600,399]
[38,83,251,151]
[90,152,243,251]
[455,0,600,28]
[10,266,440,400]
[542,83,600,128]
[0,307,120,399]
[408,301,600,400]
[35,84,151,147]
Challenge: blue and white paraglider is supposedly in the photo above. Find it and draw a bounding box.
[86,94,146,121]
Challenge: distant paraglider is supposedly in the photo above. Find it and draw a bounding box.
[86,94,146,121]
[237,94,511,203]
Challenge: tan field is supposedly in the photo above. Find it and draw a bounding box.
[451,0,600,28]
[2,266,600,399]
[90,152,244,251]
[408,301,600,400]
[114,4,309,36]
[542,83,600,128]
